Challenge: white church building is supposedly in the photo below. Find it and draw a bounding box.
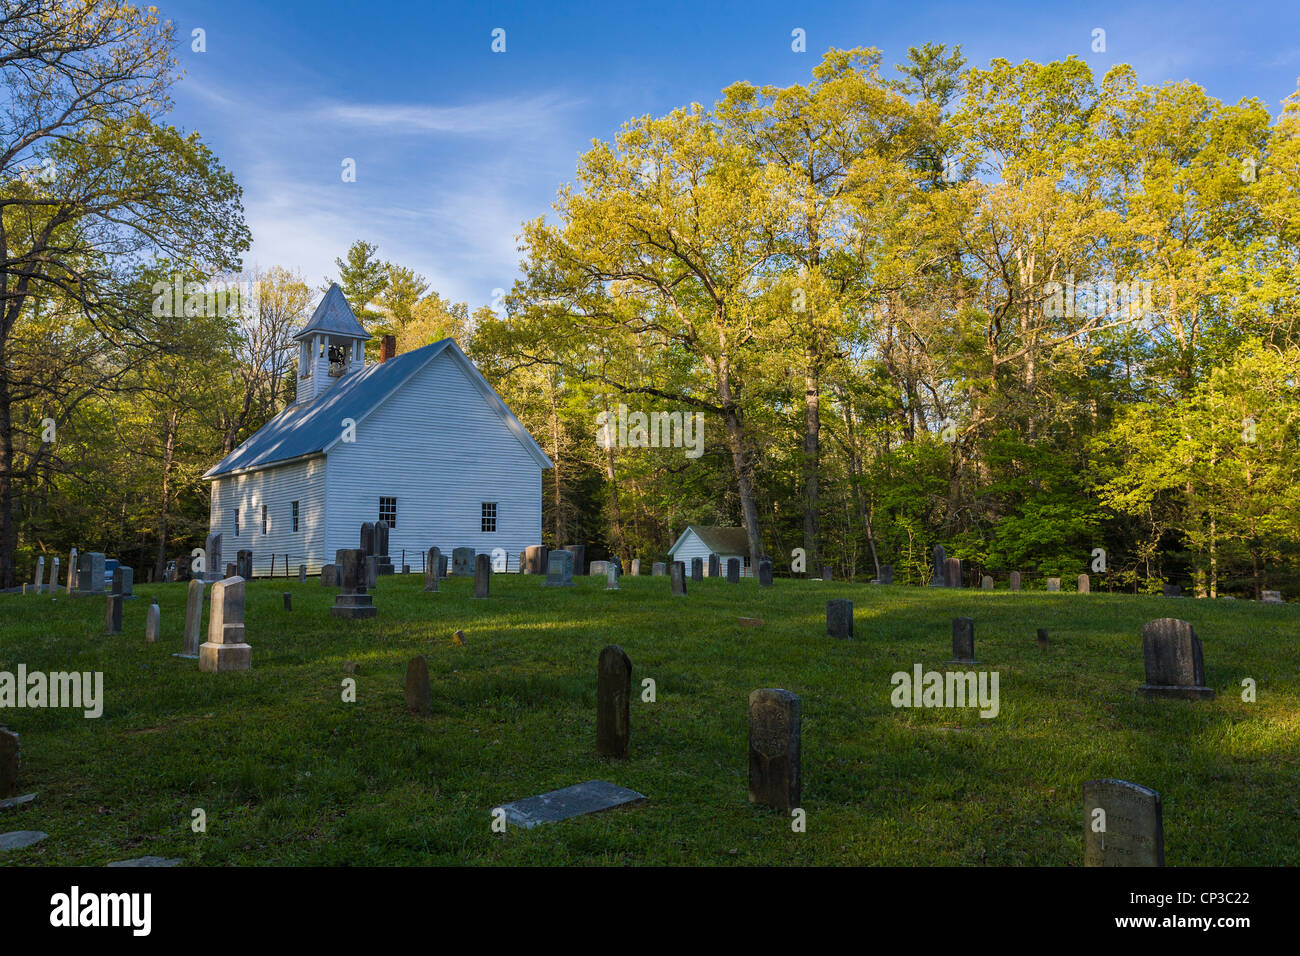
[202,284,552,575]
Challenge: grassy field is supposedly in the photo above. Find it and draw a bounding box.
[1,572,1296,866]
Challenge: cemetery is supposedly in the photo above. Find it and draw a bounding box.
[1,564,1296,866]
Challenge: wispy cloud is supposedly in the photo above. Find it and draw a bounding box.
[310,94,583,137]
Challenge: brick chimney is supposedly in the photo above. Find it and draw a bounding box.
[380,334,396,364]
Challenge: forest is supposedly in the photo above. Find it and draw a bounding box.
[4,3,1298,596]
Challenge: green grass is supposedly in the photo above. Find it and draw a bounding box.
[1,574,1296,866]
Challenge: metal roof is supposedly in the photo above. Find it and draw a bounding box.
[202,338,553,479]
[291,283,371,342]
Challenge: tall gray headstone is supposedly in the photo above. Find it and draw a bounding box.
[597,645,632,758]
[670,560,686,596]
[691,557,703,582]
[605,562,619,590]
[944,557,962,588]
[66,547,77,594]
[33,557,43,593]
[365,555,378,590]
[707,554,720,578]
[425,547,442,592]
[827,599,853,639]
[1078,573,1090,594]
[76,552,105,595]
[544,551,574,587]
[145,600,160,643]
[1083,779,1165,866]
[330,549,377,619]
[630,559,642,576]
[205,532,223,583]
[359,522,375,557]
[474,553,491,598]
[236,549,252,579]
[522,545,548,575]
[821,565,832,582]
[374,520,394,575]
[299,564,307,583]
[748,689,801,812]
[405,655,432,717]
[104,567,123,634]
[321,564,338,587]
[199,576,252,672]
[562,544,586,575]
[1010,571,1021,591]
[930,544,945,587]
[178,578,203,658]
[951,617,975,663]
[981,575,993,590]
[1138,619,1213,700]
[878,564,893,585]
[758,559,773,587]
[727,559,740,584]
[49,557,59,595]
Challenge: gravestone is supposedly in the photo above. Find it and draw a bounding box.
[544,551,574,587]
[282,592,291,611]
[374,520,395,575]
[727,559,741,584]
[225,562,236,578]
[827,599,853,639]
[321,564,338,587]
[75,552,106,595]
[670,561,687,596]
[930,544,945,587]
[951,617,976,664]
[177,578,203,659]
[878,564,894,585]
[1078,573,1090,594]
[298,565,307,583]
[0,728,19,799]
[473,553,491,598]
[1010,571,1022,591]
[425,547,441,592]
[104,568,123,635]
[66,547,77,594]
[707,554,720,578]
[605,563,619,590]
[748,689,801,812]
[1046,577,1061,592]
[1083,779,1165,866]
[562,544,586,575]
[611,556,622,576]
[330,549,377,619]
[821,565,832,582]
[452,547,475,576]
[981,575,993,590]
[33,557,43,594]
[1037,628,1049,649]
[652,562,667,577]
[1261,590,1283,604]
[205,532,223,583]
[596,645,632,758]
[119,566,133,598]
[199,576,252,672]
[944,557,962,588]
[496,781,645,829]
[630,559,642,576]
[758,559,773,587]
[145,600,160,643]
[438,554,448,577]
[359,522,375,557]
[365,555,378,590]
[590,560,610,577]
[49,558,59,595]
[236,550,253,579]
[522,545,548,575]
[691,557,703,582]
[405,655,432,717]
[176,554,193,582]
[1162,584,1182,597]
[0,830,47,852]
[1138,619,1213,700]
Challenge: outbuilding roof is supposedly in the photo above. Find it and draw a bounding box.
[667,525,752,556]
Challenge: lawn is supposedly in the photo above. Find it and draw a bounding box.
[1,573,1296,866]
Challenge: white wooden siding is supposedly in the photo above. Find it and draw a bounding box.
[324,348,543,571]
[208,455,326,574]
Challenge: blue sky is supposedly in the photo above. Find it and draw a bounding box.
[164,0,1300,308]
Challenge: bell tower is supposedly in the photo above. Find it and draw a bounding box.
[292,283,371,405]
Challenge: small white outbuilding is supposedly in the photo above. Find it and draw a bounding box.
[666,525,753,577]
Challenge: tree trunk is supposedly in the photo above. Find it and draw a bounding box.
[802,361,820,574]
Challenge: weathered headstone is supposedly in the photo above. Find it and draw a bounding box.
[1261,590,1283,604]
[205,532,223,583]
[474,553,491,598]
[1010,571,1022,591]
[944,557,962,588]
[652,561,667,577]
[604,563,619,590]
[452,547,475,576]
[374,520,394,575]
[707,554,720,578]
[1162,583,1183,597]
[104,568,123,634]
[66,547,77,594]
[496,781,645,829]
[981,575,993,590]
[670,560,687,596]
[0,728,19,799]
[878,564,894,585]
[119,566,133,598]
[544,550,574,587]
[236,549,252,579]
[1138,619,1213,700]
[930,544,945,587]
[359,522,375,557]
[758,559,773,587]
[1078,573,1090,594]
[691,557,703,582]
[282,592,292,611]
[1083,779,1165,867]
[821,565,832,582]
[177,578,203,659]
[0,830,47,851]
[424,547,441,592]
[33,557,44,594]
[225,562,236,578]
[330,549,377,619]
[1046,577,1061,592]
[405,655,431,717]
[951,617,976,663]
[727,559,741,584]
[590,560,610,577]
[562,544,586,575]
[175,554,193,582]
[321,563,338,587]
[827,599,853,639]
[199,576,252,672]
[630,559,642,576]
[1037,628,1049,649]
[75,552,106,595]
[364,555,378,590]
[145,600,160,643]
[49,557,59,595]
[298,564,307,583]
[522,545,548,575]
[596,645,632,758]
[438,553,448,577]
[748,689,801,812]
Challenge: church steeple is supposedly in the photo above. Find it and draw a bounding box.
[293,283,371,404]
